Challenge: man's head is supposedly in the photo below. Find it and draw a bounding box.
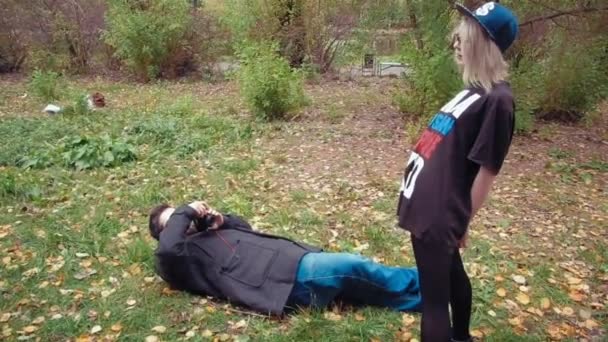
[149,204,174,240]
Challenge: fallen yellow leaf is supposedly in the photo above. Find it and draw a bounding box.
[75,334,93,342]
[399,332,412,341]
[111,323,123,332]
[512,275,526,285]
[546,325,561,339]
[355,313,365,321]
[161,287,177,296]
[128,263,142,276]
[145,336,159,342]
[562,307,575,316]
[516,292,530,305]
[496,288,507,297]
[584,319,598,329]
[0,313,10,323]
[402,314,416,326]
[540,298,551,310]
[233,320,247,330]
[471,329,483,338]
[23,325,38,334]
[324,312,342,321]
[569,291,585,302]
[152,326,167,333]
[508,317,523,326]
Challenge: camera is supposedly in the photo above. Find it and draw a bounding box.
[193,213,217,232]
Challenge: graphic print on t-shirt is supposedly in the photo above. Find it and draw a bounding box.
[400,90,481,199]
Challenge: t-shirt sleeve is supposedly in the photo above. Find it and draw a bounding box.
[467,93,515,174]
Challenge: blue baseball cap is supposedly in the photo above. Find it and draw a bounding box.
[455,2,519,52]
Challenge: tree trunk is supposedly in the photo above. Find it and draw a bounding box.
[406,0,423,50]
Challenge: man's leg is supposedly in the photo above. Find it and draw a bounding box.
[288,252,421,311]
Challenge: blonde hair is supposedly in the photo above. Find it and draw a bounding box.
[453,18,509,92]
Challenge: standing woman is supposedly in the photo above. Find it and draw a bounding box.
[397,2,519,341]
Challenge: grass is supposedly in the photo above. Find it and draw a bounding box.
[0,77,606,341]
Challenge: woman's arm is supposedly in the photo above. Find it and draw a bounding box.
[471,166,497,218]
[461,167,497,248]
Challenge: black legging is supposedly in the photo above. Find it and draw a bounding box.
[412,235,472,342]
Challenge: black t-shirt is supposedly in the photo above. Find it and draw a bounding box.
[397,82,515,247]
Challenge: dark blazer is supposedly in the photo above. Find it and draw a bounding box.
[155,205,321,315]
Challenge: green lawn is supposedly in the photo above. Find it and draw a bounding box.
[0,77,606,341]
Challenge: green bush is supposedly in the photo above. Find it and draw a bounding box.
[29,69,61,101]
[0,117,77,167]
[0,172,43,202]
[510,50,543,134]
[510,34,607,131]
[61,135,136,170]
[17,152,55,169]
[538,37,608,121]
[395,2,460,118]
[62,93,92,116]
[103,0,191,81]
[237,42,307,120]
[129,116,181,147]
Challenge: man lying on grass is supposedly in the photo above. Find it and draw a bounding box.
[148,201,421,315]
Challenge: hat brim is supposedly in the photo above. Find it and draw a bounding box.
[454,3,496,42]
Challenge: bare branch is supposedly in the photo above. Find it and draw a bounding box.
[519,6,608,27]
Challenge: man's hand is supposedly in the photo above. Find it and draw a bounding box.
[206,207,224,229]
[188,201,224,230]
[188,201,209,218]
[459,231,468,249]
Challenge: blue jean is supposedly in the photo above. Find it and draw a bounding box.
[286,252,421,312]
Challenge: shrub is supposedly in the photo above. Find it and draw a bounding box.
[29,70,61,101]
[103,0,191,81]
[0,117,77,167]
[510,49,542,134]
[223,0,359,72]
[17,152,55,170]
[129,116,180,147]
[395,1,460,117]
[396,46,460,118]
[63,94,92,116]
[0,22,26,73]
[237,42,307,120]
[537,37,608,122]
[61,135,136,170]
[510,32,608,131]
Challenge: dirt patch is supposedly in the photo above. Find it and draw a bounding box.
[258,79,608,198]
